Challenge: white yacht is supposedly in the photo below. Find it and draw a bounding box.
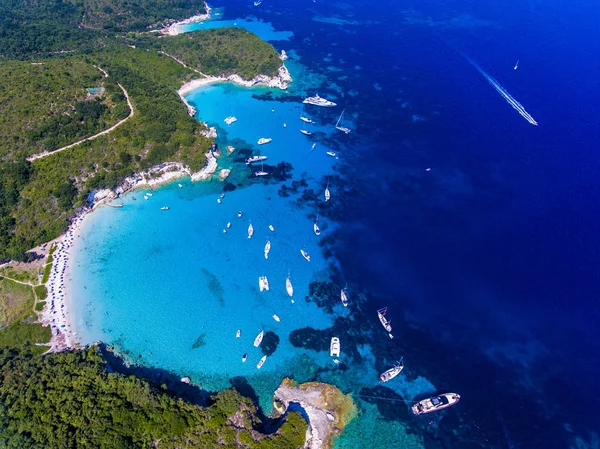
[326,151,336,157]
[314,221,321,236]
[286,275,294,297]
[330,337,340,357]
[335,109,351,134]
[272,314,280,322]
[143,195,148,200]
[178,183,183,188]
[257,138,272,145]
[160,206,169,211]
[227,222,231,229]
[253,330,264,347]
[236,329,241,338]
[257,355,267,369]
[341,288,348,307]
[224,116,237,125]
[264,240,271,259]
[325,185,331,202]
[377,307,392,332]
[303,94,337,107]
[246,155,267,165]
[146,193,153,197]
[269,225,275,232]
[300,249,311,262]
[300,129,312,136]
[412,393,461,415]
[380,358,404,382]
[300,116,313,123]
[248,223,254,239]
[259,275,270,292]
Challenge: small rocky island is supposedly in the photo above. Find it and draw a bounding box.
[273,378,357,449]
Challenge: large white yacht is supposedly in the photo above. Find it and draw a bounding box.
[257,138,272,145]
[246,155,267,165]
[303,94,337,107]
[412,393,461,415]
[330,337,340,357]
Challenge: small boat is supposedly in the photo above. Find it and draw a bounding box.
[283,123,287,128]
[224,116,237,125]
[412,393,461,415]
[108,203,124,208]
[273,314,280,322]
[259,275,270,292]
[248,223,254,239]
[143,195,148,200]
[300,249,311,262]
[300,129,312,136]
[311,143,317,151]
[380,358,404,382]
[286,275,294,297]
[160,206,169,210]
[146,193,153,197]
[255,170,268,177]
[238,211,243,218]
[242,353,248,362]
[217,198,222,204]
[314,216,321,236]
[341,288,348,307]
[326,151,336,157]
[253,330,264,347]
[178,183,183,188]
[246,155,267,165]
[325,187,331,202]
[377,307,392,332]
[264,240,271,259]
[227,145,235,154]
[330,337,340,357]
[257,138,272,145]
[300,116,313,123]
[254,0,262,5]
[236,329,241,338]
[227,222,231,229]
[303,94,337,107]
[514,60,519,70]
[269,225,275,232]
[257,355,267,369]
[335,109,351,134]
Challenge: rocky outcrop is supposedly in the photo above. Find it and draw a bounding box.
[272,378,356,449]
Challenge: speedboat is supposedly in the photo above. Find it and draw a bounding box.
[146,193,153,197]
[248,223,254,239]
[300,249,311,262]
[143,195,148,200]
[303,94,337,107]
[224,116,237,125]
[314,222,321,236]
[242,353,248,362]
[238,211,243,218]
[227,222,231,229]
[269,225,275,232]
[246,155,267,165]
[311,143,317,151]
[259,275,269,292]
[160,206,169,210]
[178,184,183,188]
[236,329,241,338]
[257,138,272,145]
[286,275,294,297]
[326,151,336,157]
[341,288,348,307]
[300,116,313,123]
[412,393,461,415]
[380,358,404,382]
[300,129,312,136]
[253,330,264,347]
[377,307,392,332]
[273,314,280,322]
[264,240,271,259]
[254,0,262,5]
[257,355,267,369]
[330,337,340,357]
[227,145,235,154]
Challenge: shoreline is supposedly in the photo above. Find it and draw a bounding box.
[162,2,212,36]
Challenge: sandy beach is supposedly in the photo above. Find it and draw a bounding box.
[163,2,212,36]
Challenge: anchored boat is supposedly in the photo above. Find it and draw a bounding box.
[380,358,404,382]
[259,276,269,292]
[330,337,340,357]
[300,249,311,262]
[341,288,348,307]
[377,307,392,332]
[412,393,461,415]
[264,240,271,259]
[253,330,264,347]
[257,355,267,369]
[303,94,337,107]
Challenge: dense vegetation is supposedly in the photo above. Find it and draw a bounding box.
[0,347,307,448]
[148,28,282,79]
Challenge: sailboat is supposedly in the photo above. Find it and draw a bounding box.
[254,330,264,347]
[514,60,519,70]
[380,358,404,382]
[377,307,392,332]
[324,181,331,202]
[300,249,311,262]
[264,240,271,259]
[248,223,254,239]
[259,275,269,292]
[340,287,348,307]
[314,215,321,236]
[335,109,351,134]
[255,162,268,177]
[286,273,294,297]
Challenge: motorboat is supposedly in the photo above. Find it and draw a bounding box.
[330,337,340,357]
[303,94,337,107]
[253,330,264,347]
[300,249,311,262]
[178,184,183,188]
[273,314,280,322]
[341,288,348,307]
[257,355,267,369]
[236,329,241,338]
[377,307,392,332]
[325,186,331,202]
[264,240,271,259]
[146,193,153,197]
[269,225,275,232]
[326,151,336,157]
[286,275,294,297]
[380,358,404,382]
[248,223,254,238]
[335,109,351,134]
[311,143,316,151]
[254,0,262,6]
[242,353,247,362]
[160,206,169,210]
[300,129,312,136]
[514,60,519,70]
[144,195,148,200]
[227,145,235,154]
[217,198,222,204]
[224,116,237,125]
[257,138,272,145]
[300,116,313,123]
[259,275,270,292]
[246,155,267,164]
[238,211,243,218]
[314,221,321,236]
[227,222,231,229]
[412,393,461,415]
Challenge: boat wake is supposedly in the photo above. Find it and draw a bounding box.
[463,54,538,126]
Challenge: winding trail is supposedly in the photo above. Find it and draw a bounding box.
[26,67,134,162]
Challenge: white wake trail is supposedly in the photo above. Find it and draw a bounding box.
[464,55,538,126]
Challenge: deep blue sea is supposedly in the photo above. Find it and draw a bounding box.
[69,0,600,447]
